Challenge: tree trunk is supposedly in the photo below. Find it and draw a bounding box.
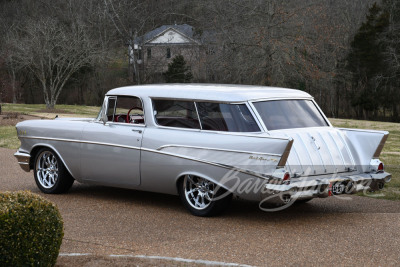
[393,102,399,122]
[10,69,17,104]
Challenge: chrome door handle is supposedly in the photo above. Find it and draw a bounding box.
[131,129,142,134]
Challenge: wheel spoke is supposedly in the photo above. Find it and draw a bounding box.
[45,155,51,166]
[186,188,198,196]
[194,195,202,207]
[184,175,218,210]
[186,175,197,186]
[200,195,205,206]
[36,151,60,189]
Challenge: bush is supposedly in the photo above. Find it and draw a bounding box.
[0,191,64,266]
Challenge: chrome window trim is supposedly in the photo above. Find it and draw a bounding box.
[250,96,313,103]
[150,96,248,104]
[193,102,203,130]
[108,96,117,122]
[247,101,267,132]
[152,98,262,133]
[98,95,146,126]
[311,99,332,127]
[195,101,262,133]
[151,98,201,130]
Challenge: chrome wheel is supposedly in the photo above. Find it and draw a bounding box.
[36,151,59,189]
[184,175,216,210]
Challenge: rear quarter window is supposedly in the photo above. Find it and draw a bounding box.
[153,100,200,129]
[196,102,260,132]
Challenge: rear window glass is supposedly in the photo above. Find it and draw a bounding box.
[196,102,260,132]
[153,100,200,129]
[253,100,328,130]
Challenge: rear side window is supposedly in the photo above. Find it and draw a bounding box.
[253,100,328,130]
[153,100,200,129]
[196,102,260,132]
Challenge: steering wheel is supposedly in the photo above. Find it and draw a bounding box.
[127,106,144,123]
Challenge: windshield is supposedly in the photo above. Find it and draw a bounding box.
[253,100,329,130]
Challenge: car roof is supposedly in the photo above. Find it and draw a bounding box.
[106,84,312,102]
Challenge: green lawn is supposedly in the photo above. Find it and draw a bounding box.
[1,105,399,200]
[330,118,400,200]
[0,126,20,149]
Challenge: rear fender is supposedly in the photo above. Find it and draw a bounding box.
[338,128,389,172]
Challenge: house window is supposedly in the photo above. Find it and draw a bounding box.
[147,48,151,59]
[166,48,171,58]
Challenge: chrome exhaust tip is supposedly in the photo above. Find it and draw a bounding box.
[332,182,345,195]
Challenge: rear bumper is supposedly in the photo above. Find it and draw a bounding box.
[14,150,31,172]
[260,172,392,205]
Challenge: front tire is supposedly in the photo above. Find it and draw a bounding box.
[34,148,74,194]
[178,175,232,217]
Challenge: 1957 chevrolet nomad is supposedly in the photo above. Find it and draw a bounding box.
[14,84,391,216]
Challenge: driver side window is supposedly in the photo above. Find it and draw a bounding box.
[107,96,144,124]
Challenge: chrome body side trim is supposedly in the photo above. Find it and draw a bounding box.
[19,135,276,180]
[157,144,281,157]
[21,136,142,151]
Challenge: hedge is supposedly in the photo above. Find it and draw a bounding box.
[0,191,64,266]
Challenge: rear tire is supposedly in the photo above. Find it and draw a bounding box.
[34,148,74,194]
[178,175,232,217]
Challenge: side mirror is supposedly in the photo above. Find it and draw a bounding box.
[101,113,108,125]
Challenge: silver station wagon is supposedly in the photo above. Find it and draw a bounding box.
[14,84,391,216]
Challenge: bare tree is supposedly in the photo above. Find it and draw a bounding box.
[11,18,104,109]
[3,29,23,104]
[102,0,153,84]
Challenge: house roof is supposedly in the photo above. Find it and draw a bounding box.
[106,84,312,103]
[135,24,199,45]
